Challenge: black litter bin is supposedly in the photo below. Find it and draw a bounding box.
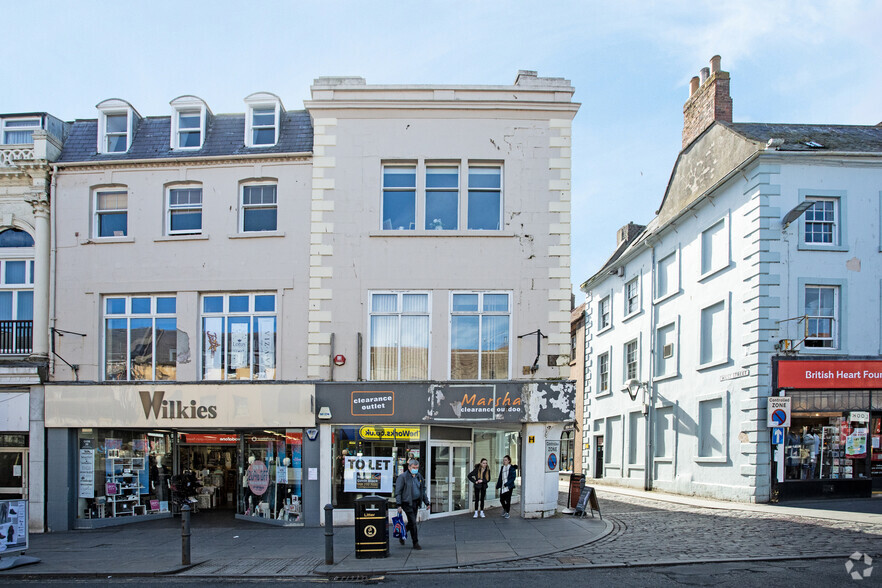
[354,495,389,559]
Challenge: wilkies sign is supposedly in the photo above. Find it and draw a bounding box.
[316,381,575,424]
[777,360,882,389]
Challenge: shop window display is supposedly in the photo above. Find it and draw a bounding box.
[472,429,520,498]
[785,414,870,480]
[332,426,427,509]
[76,429,174,520]
[241,430,303,523]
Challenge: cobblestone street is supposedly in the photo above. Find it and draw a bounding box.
[451,492,882,571]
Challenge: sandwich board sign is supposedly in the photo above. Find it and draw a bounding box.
[767,397,791,428]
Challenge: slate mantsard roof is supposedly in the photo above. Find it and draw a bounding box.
[581,120,882,292]
[58,111,313,162]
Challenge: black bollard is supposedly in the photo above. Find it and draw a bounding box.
[181,503,191,565]
[324,503,334,565]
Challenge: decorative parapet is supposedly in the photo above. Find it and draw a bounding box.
[0,145,35,167]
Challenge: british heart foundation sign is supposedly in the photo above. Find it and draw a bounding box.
[778,360,882,389]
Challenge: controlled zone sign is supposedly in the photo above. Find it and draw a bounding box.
[767,397,791,428]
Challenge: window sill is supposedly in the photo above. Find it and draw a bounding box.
[694,455,727,464]
[155,234,209,242]
[799,346,843,355]
[698,263,731,283]
[369,230,515,238]
[229,231,286,239]
[696,358,729,371]
[797,243,849,252]
[653,372,679,383]
[84,236,134,244]
[653,457,673,463]
[622,309,643,323]
[594,390,613,399]
[597,325,612,336]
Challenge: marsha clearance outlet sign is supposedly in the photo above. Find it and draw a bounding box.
[777,360,882,389]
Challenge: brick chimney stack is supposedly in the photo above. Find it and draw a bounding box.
[616,222,645,247]
[682,55,732,149]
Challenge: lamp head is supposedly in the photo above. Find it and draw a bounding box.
[624,378,643,401]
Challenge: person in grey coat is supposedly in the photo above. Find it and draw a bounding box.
[395,458,430,549]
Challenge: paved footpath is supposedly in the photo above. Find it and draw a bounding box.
[2,487,880,579]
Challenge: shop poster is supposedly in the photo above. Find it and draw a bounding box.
[246,460,269,496]
[845,429,868,459]
[78,439,95,499]
[276,464,289,484]
[343,455,393,493]
[0,499,27,554]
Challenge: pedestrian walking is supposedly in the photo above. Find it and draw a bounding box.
[467,458,491,518]
[395,458,430,550]
[496,455,518,519]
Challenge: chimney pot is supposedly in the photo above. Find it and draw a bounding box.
[699,67,710,84]
[710,55,721,74]
[689,76,700,96]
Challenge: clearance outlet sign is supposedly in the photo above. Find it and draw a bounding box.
[777,360,882,389]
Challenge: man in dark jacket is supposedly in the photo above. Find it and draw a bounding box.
[395,458,430,549]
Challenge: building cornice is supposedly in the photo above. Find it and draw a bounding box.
[305,100,580,115]
[55,152,312,171]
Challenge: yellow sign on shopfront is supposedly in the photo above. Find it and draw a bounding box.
[358,426,421,441]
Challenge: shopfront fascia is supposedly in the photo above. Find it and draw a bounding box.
[773,357,881,500]
[44,383,319,531]
[315,381,576,522]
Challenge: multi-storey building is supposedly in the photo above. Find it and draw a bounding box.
[43,72,578,531]
[0,113,67,532]
[581,56,882,503]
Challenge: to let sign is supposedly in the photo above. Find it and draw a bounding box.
[767,397,791,428]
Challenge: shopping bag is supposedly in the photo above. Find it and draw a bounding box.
[392,513,407,540]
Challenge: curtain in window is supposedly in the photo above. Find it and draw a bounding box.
[370,315,398,380]
[451,315,479,379]
[481,315,509,379]
[400,315,428,380]
[4,131,33,144]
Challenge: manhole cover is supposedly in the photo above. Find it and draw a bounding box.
[330,574,384,583]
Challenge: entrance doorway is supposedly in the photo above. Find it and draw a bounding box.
[594,436,604,478]
[429,442,470,515]
[0,449,27,500]
[177,434,239,513]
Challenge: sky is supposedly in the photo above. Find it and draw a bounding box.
[4,1,881,290]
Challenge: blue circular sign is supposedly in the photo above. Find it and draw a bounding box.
[548,453,557,470]
[772,409,787,426]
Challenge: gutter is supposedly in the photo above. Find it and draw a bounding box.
[49,164,58,376]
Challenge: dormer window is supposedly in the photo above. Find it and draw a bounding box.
[96,99,140,155]
[170,95,210,150]
[1,117,42,144]
[244,92,283,148]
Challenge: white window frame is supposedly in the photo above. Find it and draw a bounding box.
[449,290,511,380]
[239,182,278,233]
[245,96,281,148]
[623,276,641,319]
[379,160,503,233]
[103,295,177,381]
[200,292,277,381]
[368,291,431,381]
[92,187,129,239]
[803,284,839,349]
[699,213,730,280]
[623,338,639,383]
[597,295,611,333]
[596,349,611,397]
[698,297,730,369]
[96,100,138,155]
[654,248,680,303]
[1,117,42,145]
[695,392,728,463]
[166,184,203,235]
[170,97,209,150]
[797,189,848,252]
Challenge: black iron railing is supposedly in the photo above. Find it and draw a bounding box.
[0,320,33,355]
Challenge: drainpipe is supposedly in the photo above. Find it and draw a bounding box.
[48,165,58,376]
[643,243,657,491]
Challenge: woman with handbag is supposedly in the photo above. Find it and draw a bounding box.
[495,455,518,519]
[467,458,491,518]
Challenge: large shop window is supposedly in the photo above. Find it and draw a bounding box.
[369,292,429,380]
[472,429,520,496]
[202,293,276,380]
[783,391,873,481]
[332,425,427,509]
[76,429,174,520]
[241,430,303,522]
[450,292,510,380]
[104,295,177,381]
